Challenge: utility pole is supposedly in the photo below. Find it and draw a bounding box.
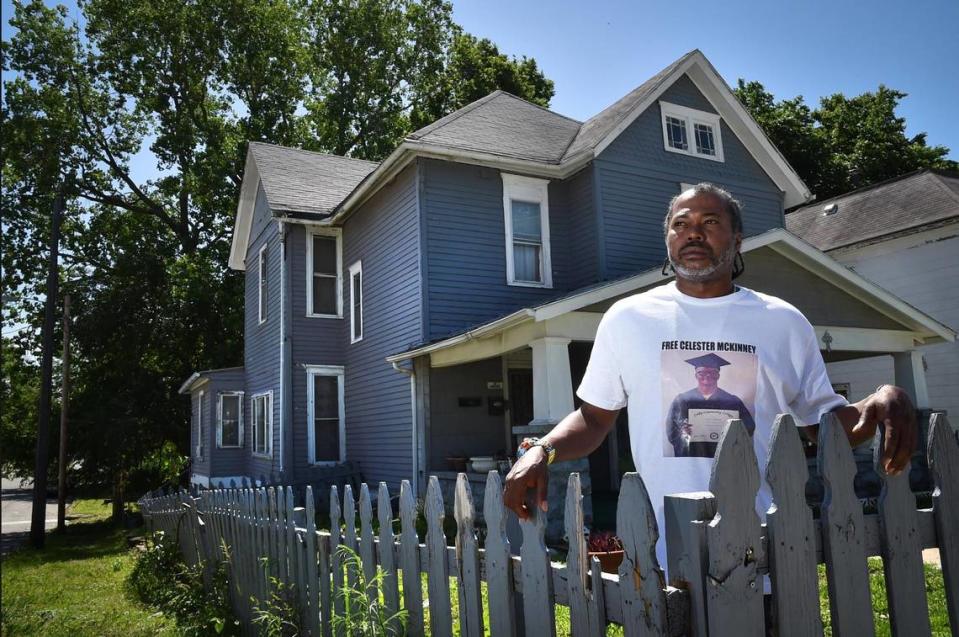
[31,186,63,548]
[57,293,71,531]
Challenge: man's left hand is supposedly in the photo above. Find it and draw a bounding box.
[851,385,917,476]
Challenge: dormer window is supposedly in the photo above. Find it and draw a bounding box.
[660,101,724,162]
[502,173,552,288]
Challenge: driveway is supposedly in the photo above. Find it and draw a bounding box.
[1,477,59,555]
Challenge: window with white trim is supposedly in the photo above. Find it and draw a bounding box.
[307,366,345,465]
[258,244,268,324]
[252,392,272,456]
[660,101,724,162]
[307,230,342,317]
[195,390,205,458]
[349,261,363,343]
[217,392,244,448]
[501,174,552,287]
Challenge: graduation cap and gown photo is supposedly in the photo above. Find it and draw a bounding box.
[664,353,757,458]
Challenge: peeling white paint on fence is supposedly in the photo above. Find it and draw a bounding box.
[139,413,959,636]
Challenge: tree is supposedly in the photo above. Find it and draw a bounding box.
[734,79,957,201]
[2,0,554,511]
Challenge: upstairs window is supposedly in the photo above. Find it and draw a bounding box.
[258,244,268,324]
[349,261,363,343]
[217,392,243,448]
[252,392,272,457]
[307,230,342,317]
[307,366,345,465]
[502,174,552,288]
[660,101,724,162]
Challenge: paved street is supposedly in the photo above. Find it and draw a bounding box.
[1,477,59,555]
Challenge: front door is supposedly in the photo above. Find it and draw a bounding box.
[508,369,533,428]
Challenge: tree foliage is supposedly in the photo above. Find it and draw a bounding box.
[734,80,957,201]
[1,0,553,498]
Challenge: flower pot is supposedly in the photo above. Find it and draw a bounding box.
[588,549,625,574]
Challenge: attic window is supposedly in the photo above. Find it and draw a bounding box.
[660,101,724,162]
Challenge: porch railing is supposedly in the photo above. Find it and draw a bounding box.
[139,412,959,636]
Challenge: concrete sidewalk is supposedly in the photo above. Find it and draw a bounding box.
[1,477,59,555]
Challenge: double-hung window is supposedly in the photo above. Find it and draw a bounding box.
[258,244,268,324]
[349,261,362,343]
[307,366,345,465]
[252,392,272,456]
[502,174,552,287]
[660,101,724,162]
[217,392,243,448]
[195,390,205,458]
[307,230,342,317]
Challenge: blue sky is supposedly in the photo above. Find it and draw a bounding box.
[3,0,957,163]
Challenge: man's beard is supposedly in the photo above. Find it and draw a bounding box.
[669,243,738,282]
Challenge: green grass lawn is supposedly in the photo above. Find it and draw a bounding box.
[1,499,177,637]
[818,558,951,636]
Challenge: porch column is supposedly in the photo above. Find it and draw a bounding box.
[530,337,574,427]
[527,336,591,542]
[893,350,930,409]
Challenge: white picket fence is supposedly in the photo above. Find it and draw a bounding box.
[139,412,959,636]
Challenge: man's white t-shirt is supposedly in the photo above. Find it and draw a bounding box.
[576,282,846,567]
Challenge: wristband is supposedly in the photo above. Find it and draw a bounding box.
[518,437,556,465]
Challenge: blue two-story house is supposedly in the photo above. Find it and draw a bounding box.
[181,50,952,536]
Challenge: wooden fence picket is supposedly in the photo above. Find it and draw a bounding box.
[359,483,377,604]
[565,472,605,637]
[277,487,289,584]
[304,486,322,637]
[377,482,401,632]
[617,472,667,637]
[483,471,516,637]
[520,500,556,636]
[343,484,358,595]
[875,431,931,636]
[706,419,764,637]
[399,480,424,636]
[425,476,454,637]
[818,412,875,637]
[329,484,344,633]
[765,414,822,637]
[454,473,484,637]
[928,413,959,634]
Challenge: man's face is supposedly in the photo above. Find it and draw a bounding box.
[666,191,741,282]
[695,366,720,393]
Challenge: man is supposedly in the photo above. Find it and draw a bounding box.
[666,353,756,457]
[504,183,916,566]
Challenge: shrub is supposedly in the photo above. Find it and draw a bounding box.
[332,545,407,637]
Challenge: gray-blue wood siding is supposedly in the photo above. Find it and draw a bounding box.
[204,368,247,478]
[244,185,282,481]
[341,164,423,488]
[565,167,599,289]
[595,74,785,279]
[420,159,573,341]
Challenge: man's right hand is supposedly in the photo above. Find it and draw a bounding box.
[503,445,549,520]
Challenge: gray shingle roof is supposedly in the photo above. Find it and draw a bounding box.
[786,170,959,251]
[407,91,582,163]
[562,50,697,160]
[249,142,377,216]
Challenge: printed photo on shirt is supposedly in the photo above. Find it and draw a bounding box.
[661,348,757,458]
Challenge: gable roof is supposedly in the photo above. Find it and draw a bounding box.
[230,50,815,268]
[228,143,377,269]
[386,228,955,364]
[786,170,959,252]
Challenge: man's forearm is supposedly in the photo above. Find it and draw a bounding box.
[539,404,619,463]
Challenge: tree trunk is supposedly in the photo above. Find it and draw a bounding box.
[112,471,125,522]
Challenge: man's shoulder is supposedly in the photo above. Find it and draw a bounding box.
[737,287,810,322]
[607,283,675,314]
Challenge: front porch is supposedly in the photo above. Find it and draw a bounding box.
[389,229,954,542]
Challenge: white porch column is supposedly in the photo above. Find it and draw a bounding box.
[530,337,574,427]
[893,350,930,409]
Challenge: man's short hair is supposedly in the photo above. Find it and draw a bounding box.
[663,183,744,236]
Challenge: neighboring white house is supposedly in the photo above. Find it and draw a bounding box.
[787,169,959,427]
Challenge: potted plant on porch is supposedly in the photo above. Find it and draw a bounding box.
[587,530,624,574]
